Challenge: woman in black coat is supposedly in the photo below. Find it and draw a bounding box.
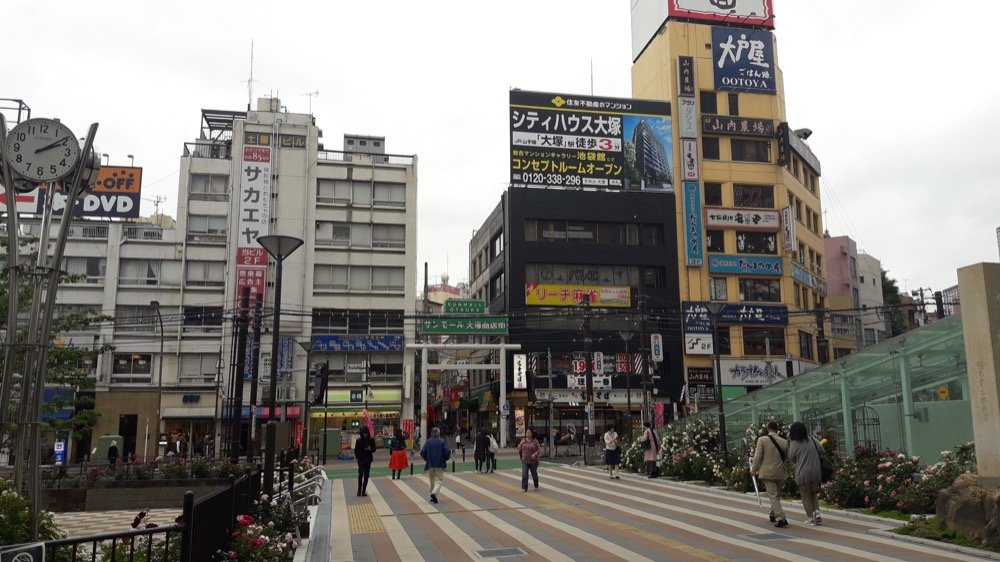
[354,427,377,497]
[474,429,490,473]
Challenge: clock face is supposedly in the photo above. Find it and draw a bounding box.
[4,118,81,182]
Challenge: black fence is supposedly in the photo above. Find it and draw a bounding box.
[3,468,263,562]
[187,469,261,561]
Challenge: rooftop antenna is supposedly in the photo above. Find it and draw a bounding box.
[301,90,319,114]
[242,40,258,109]
[153,195,165,217]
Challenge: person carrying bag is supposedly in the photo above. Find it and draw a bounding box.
[751,421,790,528]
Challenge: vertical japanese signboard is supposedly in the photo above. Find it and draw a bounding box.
[513,354,527,390]
[683,182,704,267]
[510,90,672,191]
[236,141,272,314]
[712,27,776,94]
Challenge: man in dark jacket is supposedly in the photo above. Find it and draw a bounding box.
[420,427,451,503]
[354,427,377,497]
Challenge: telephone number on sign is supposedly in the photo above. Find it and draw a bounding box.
[521,173,582,186]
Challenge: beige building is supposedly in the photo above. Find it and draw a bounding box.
[630,3,828,400]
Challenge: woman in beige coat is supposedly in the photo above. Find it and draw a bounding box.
[751,420,789,527]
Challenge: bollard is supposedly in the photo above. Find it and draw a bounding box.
[451,459,456,473]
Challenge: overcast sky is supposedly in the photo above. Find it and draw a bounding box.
[4,0,997,295]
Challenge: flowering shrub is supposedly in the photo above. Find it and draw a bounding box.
[293,455,317,475]
[868,452,923,512]
[252,491,308,536]
[821,442,977,515]
[620,439,646,473]
[222,512,297,561]
[821,445,882,509]
[0,478,64,545]
[656,418,724,484]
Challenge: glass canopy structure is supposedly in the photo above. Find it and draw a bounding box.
[697,315,971,463]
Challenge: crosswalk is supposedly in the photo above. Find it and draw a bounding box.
[312,464,990,561]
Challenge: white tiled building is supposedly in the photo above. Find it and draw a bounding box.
[17,98,417,462]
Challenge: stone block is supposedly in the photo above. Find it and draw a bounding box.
[937,473,1000,548]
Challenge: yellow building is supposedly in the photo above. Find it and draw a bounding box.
[630,2,829,402]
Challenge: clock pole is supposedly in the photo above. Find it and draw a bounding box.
[2,118,101,540]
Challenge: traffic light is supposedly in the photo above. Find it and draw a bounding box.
[312,362,330,405]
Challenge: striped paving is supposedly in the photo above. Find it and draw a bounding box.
[312,463,994,562]
[52,508,182,538]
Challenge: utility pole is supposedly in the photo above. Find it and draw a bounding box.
[547,349,555,459]
[815,308,829,364]
[617,331,634,441]
[230,288,251,462]
[638,291,651,426]
[247,295,262,463]
[583,294,594,459]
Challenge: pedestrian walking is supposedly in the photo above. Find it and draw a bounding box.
[751,420,790,528]
[603,424,621,479]
[487,431,499,472]
[517,428,541,492]
[420,427,451,504]
[388,429,409,480]
[787,421,824,525]
[639,421,660,478]
[354,426,377,497]
[107,440,119,467]
[474,429,490,473]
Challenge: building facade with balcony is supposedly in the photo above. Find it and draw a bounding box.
[15,98,417,464]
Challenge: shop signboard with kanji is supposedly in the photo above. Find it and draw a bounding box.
[420,316,508,335]
[712,27,776,94]
[235,138,272,313]
[510,90,672,191]
[524,284,630,308]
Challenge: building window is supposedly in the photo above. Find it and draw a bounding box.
[187,215,227,239]
[314,265,348,290]
[183,306,224,331]
[735,231,777,254]
[372,224,405,248]
[373,182,406,207]
[706,229,725,253]
[524,220,537,242]
[189,173,227,199]
[490,232,504,259]
[731,139,770,163]
[180,353,219,385]
[315,221,352,246]
[371,266,405,291]
[743,327,786,356]
[702,137,720,160]
[733,184,775,208]
[317,179,352,204]
[699,91,718,114]
[727,93,739,116]
[114,305,160,334]
[186,261,225,287]
[709,277,728,301]
[704,182,723,206]
[112,352,152,384]
[62,256,106,284]
[798,330,815,360]
[490,272,505,301]
[119,259,182,286]
[715,326,732,355]
[739,278,781,302]
[353,182,372,206]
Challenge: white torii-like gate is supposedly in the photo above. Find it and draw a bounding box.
[409,343,521,448]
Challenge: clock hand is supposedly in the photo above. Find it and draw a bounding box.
[34,137,69,154]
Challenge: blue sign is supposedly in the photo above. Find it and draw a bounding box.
[243,338,256,381]
[54,440,66,465]
[278,336,295,380]
[683,301,788,333]
[311,335,404,352]
[712,27,776,95]
[683,182,704,266]
[40,387,74,421]
[708,255,782,276]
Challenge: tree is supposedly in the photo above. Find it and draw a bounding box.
[0,236,111,458]
[881,269,909,337]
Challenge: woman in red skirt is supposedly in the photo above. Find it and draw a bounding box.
[388,429,409,479]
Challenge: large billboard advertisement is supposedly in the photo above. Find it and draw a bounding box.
[235,140,272,314]
[524,284,631,308]
[670,0,774,28]
[712,27,776,94]
[510,90,672,191]
[32,166,143,219]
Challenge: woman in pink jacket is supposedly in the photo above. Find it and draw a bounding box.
[640,421,660,478]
